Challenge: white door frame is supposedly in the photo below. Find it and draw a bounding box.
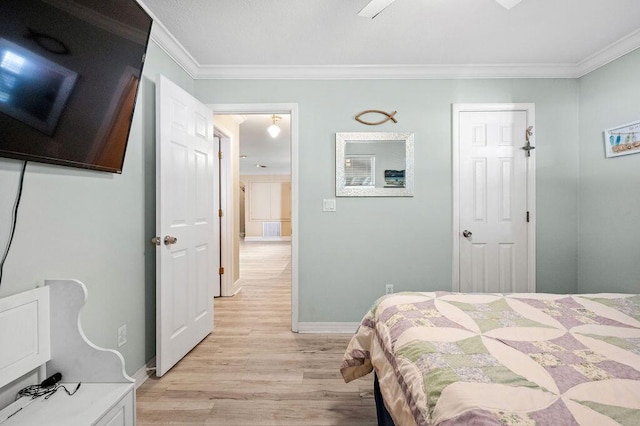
[452,103,536,293]
[208,103,299,332]
[213,124,234,298]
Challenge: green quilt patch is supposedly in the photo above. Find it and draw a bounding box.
[448,298,551,332]
[396,336,541,416]
[583,334,640,355]
[585,295,640,322]
[578,401,639,426]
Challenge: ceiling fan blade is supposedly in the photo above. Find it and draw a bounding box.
[494,0,523,10]
[358,0,397,18]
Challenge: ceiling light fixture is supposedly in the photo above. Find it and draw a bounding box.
[267,114,281,138]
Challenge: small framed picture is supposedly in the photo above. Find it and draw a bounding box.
[604,120,640,158]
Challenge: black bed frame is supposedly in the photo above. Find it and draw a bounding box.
[374,373,396,426]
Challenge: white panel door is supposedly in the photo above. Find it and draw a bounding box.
[155,74,217,377]
[455,106,535,293]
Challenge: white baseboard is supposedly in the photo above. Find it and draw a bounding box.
[232,279,242,296]
[133,357,156,389]
[244,236,292,242]
[297,322,360,334]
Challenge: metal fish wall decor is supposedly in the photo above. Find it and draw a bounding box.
[355,110,398,126]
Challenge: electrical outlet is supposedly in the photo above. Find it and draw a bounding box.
[385,284,394,295]
[117,324,127,348]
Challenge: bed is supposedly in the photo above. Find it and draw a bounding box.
[341,292,640,425]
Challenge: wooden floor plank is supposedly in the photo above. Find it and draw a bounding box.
[137,240,376,425]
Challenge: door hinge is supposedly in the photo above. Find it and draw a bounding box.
[526,211,530,223]
[219,267,224,275]
[218,151,223,160]
[218,209,223,217]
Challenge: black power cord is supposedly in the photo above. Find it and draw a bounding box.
[15,372,81,401]
[7,373,80,420]
[16,382,81,401]
[0,161,27,288]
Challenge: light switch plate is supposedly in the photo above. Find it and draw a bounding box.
[323,199,336,212]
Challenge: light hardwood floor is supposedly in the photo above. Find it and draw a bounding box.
[137,240,376,425]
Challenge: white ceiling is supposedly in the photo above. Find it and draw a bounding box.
[234,114,291,175]
[139,0,640,78]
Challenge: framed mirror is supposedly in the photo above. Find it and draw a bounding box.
[336,132,414,197]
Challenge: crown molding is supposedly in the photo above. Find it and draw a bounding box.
[140,6,640,80]
[137,0,200,78]
[576,28,640,77]
[148,22,200,78]
[193,63,578,80]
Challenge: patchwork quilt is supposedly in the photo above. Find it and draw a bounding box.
[340,292,640,425]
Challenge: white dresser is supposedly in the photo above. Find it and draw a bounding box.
[0,280,135,425]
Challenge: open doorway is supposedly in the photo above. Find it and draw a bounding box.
[210,104,299,332]
[238,114,291,241]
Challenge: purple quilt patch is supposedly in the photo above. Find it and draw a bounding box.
[530,399,579,425]
[518,297,635,329]
[500,332,640,393]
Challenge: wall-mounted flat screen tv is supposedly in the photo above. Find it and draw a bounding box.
[0,0,152,173]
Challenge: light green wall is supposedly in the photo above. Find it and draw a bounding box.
[195,78,580,321]
[2,32,636,376]
[0,37,192,375]
[577,49,640,294]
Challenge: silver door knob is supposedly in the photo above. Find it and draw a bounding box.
[151,237,161,246]
[462,230,472,238]
[164,235,178,245]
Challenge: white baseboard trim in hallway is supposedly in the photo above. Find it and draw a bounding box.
[231,279,242,296]
[297,322,360,334]
[244,236,292,242]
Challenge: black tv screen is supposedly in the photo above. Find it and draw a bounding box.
[0,0,152,173]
